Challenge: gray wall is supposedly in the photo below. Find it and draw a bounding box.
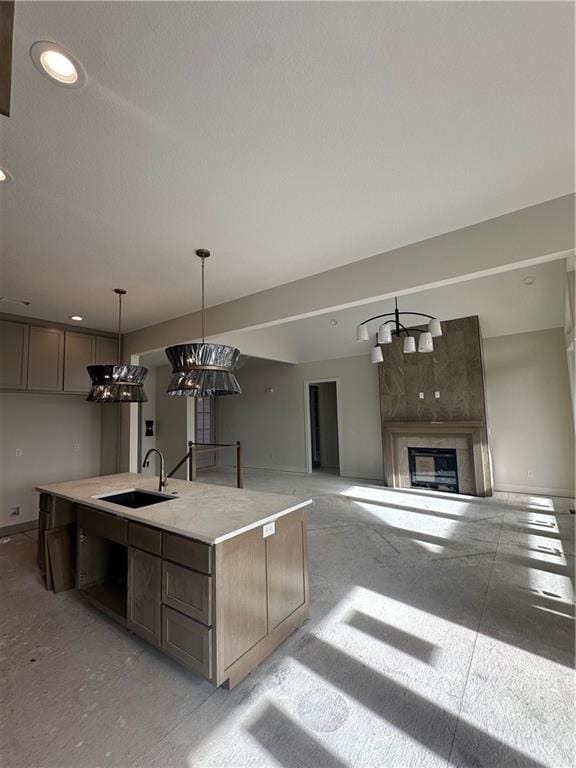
[484,328,574,496]
[217,329,574,495]
[154,365,189,480]
[218,355,382,479]
[0,394,102,528]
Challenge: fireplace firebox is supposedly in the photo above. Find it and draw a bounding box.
[408,447,459,493]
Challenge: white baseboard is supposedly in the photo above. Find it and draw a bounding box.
[494,483,575,499]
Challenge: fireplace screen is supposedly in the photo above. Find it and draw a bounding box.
[408,447,459,493]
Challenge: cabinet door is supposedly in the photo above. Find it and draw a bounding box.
[162,606,212,679]
[0,320,29,389]
[215,527,268,670]
[63,332,95,392]
[94,335,118,365]
[266,510,307,631]
[127,547,161,646]
[27,326,64,391]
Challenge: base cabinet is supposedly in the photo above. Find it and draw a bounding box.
[127,547,161,646]
[54,492,309,689]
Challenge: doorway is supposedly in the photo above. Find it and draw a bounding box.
[305,380,341,474]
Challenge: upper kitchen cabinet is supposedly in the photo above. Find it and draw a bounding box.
[63,332,96,393]
[27,326,64,391]
[94,335,118,365]
[0,320,29,389]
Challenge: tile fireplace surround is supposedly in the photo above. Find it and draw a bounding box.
[382,421,492,496]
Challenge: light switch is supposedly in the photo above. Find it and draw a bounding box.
[419,392,424,400]
[15,448,22,457]
[263,521,276,538]
[434,391,441,399]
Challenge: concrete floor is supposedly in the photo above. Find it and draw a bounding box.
[1,468,574,768]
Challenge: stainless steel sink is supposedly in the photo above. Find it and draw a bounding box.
[95,489,177,509]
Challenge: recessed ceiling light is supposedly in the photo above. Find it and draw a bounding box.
[69,315,84,322]
[30,41,86,88]
[523,275,536,286]
[0,167,12,182]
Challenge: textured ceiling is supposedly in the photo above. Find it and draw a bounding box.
[1,1,574,331]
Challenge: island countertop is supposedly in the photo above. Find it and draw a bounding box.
[36,473,313,544]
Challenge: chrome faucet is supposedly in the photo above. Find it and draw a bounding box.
[143,448,167,492]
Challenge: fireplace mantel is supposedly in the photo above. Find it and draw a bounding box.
[382,421,492,496]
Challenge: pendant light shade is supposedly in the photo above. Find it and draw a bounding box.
[377,323,393,344]
[418,331,434,353]
[371,345,384,364]
[86,365,148,402]
[165,250,241,397]
[429,317,442,337]
[356,323,369,342]
[86,289,148,403]
[165,343,241,396]
[403,335,416,354]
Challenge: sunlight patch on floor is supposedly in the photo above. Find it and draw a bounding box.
[340,485,476,517]
[351,499,460,551]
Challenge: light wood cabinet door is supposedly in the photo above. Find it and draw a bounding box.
[162,606,212,679]
[94,335,118,365]
[27,326,64,391]
[127,547,161,646]
[63,331,95,393]
[0,320,29,388]
[215,527,268,671]
[266,510,307,630]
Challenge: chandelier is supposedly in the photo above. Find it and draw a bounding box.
[356,296,442,363]
[86,289,148,402]
[164,249,241,397]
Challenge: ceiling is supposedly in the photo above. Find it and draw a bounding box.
[1,2,574,331]
[140,259,567,366]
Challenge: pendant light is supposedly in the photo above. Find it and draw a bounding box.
[86,289,148,403]
[165,250,241,397]
[357,296,442,363]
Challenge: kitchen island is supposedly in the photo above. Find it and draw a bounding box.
[36,473,312,689]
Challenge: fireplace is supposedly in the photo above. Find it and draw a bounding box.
[381,421,492,496]
[408,447,459,493]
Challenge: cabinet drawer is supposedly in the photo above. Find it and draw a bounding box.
[128,522,162,555]
[162,606,212,679]
[163,533,212,575]
[162,561,211,626]
[78,506,127,545]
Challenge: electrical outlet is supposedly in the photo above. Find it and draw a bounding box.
[527,470,534,478]
[73,443,80,454]
[263,521,276,538]
[419,392,424,400]
[15,448,22,457]
[9,506,20,517]
[434,391,441,399]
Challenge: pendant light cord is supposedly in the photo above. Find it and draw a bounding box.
[201,255,205,343]
[117,290,122,365]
